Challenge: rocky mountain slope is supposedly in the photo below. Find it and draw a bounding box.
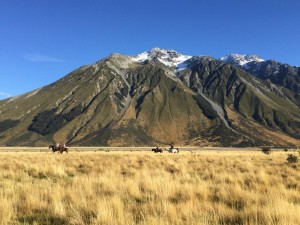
[221,54,300,106]
[1,48,300,147]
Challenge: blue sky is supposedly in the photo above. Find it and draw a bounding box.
[1,0,300,100]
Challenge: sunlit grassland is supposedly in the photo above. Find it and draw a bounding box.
[0,150,299,225]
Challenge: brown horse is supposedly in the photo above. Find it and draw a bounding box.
[49,145,68,154]
[152,147,163,153]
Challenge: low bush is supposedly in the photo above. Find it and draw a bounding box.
[287,154,298,163]
[261,147,271,155]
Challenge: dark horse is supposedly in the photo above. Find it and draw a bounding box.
[49,145,68,154]
[152,147,163,153]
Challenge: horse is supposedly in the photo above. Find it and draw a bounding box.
[167,147,179,153]
[49,145,68,154]
[152,147,163,153]
[59,146,68,154]
[49,145,59,153]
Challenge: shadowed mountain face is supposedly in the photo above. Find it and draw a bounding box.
[244,61,300,106]
[1,49,300,147]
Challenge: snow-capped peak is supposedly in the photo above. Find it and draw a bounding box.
[220,54,265,66]
[131,48,192,68]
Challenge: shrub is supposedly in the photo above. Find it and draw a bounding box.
[28,106,82,135]
[287,154,298,163]
[261,147,271,155]
[0,119,20,133]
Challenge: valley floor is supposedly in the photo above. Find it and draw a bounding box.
[0,150,299,224]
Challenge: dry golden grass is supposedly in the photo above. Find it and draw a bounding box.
[0,150,299,225]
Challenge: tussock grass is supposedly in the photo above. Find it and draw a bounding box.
[0,151,299,225]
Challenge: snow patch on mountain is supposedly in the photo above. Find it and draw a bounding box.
[220,54,264,66]
[131,49,268,72]
[177,61,189,71]
[131,48,192,69]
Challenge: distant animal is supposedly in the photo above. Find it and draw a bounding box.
[59,146,68,154]
[49,145,68,154]
[167,147,179,153]
[49,145,58,153]
[152,147,163,153]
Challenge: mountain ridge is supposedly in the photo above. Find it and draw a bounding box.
[1,48,300,147]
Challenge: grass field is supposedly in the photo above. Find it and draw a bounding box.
[0,149,299,225]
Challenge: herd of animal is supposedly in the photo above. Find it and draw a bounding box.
[48,144,68,154]
[152,146,179,153]
[49,144,179,154]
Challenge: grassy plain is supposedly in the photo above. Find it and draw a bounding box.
[0,149,299,225]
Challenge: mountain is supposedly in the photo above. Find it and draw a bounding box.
[221,55,300,106]
[131,47,192,68]
[1,48,300,147]
[220,54,265,67]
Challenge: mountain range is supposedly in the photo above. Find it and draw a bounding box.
[1,48,300,147]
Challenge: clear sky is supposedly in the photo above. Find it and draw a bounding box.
[1,0,300,100]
